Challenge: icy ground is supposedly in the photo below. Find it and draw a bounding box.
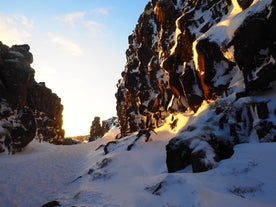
[0,115,276,207]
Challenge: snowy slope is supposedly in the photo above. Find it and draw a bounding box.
[1,116,276,207]
[0,0,275,206]
[0,140,94,206]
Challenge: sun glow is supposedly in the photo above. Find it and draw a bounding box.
[63,109,91,137]
[193,101,211,117]
[155,112,191,135]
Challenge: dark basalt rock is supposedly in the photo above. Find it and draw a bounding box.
[41,200,61,207]
[237,0,254,10]
[29,83,64,143]
[254,120,276,142]
[166,137,193,173]
[89,116,117,142]
[0,43,35,107]
[155,0,177,23]
[166,133,234,173]
[0,104,37,153]
[104,141,118,155]
[116,0,235,135]
[191,149,215,173]
[10,107,36,152]
[0,42,64,153]
[89,116,104,141]
[229,7,276,93]
[196,38,234,99]
[116,0,276,173]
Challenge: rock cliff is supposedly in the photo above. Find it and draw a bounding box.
[0,42,64,153]
[116,0,276,172]
[89,116,117,141]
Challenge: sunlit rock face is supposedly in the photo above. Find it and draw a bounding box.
[116,0,276,172]
[116,0,235,135]
[0,42,64,153]
[28,82,64,143]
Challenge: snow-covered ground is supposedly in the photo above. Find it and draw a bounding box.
[0,115,276,207]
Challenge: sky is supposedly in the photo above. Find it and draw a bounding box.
[0,0,149,136]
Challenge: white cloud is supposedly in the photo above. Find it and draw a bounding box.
[92,8,109,16]
[14,14,34,29]
[56,11,86,26]
[51,35,83,56]
[55,10,107,36]
[0,13,33,46]
[84,20,105,36]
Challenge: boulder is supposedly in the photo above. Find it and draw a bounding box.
[166,131,235,173]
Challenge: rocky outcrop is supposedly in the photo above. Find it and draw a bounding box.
[89,117,117,141]
[0,42,64,153]
[89,117,104,141]
[29,82,64,143]
[166,0,276,172]
[116,0,234,135]
[116,0,276,172]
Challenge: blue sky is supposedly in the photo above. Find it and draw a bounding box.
[0,0,149,136]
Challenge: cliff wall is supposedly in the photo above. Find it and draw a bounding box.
[116,0,276,172]
[0,43,64,153]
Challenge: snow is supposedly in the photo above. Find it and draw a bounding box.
[1,0,275,206]
[8,50,24,58]
[192,0,273,74]
[1,117,276,207]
